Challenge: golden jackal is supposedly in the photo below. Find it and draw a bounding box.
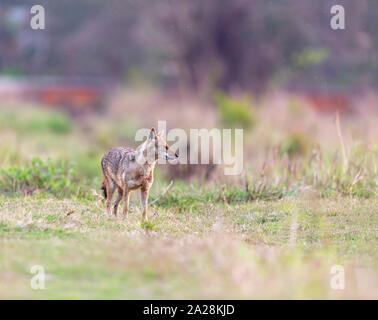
[101,128,178,221]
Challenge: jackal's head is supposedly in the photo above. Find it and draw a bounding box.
[144,128,178,162]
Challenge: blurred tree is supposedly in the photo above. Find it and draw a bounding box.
[0,0,377,94]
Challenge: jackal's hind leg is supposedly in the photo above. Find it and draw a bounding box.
[113,187,123,216]
[105,178,116,215]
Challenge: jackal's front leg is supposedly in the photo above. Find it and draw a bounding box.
[140,188,149,222]
[122,190,130,218]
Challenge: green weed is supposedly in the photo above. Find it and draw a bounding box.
[0,157,76,197]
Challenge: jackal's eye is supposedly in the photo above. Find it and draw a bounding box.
[165,145,168,151]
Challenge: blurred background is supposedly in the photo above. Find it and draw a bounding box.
[0,0,377,195]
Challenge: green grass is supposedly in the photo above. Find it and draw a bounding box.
[0,196,376,299]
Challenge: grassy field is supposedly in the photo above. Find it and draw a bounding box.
[0,92,377,299]
[0,196,376,299]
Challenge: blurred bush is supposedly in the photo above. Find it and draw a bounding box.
[214,91,255,129]
[28,112,73,134]
[292,47,329,67]
[74,150,103,182]
[0,108,73,134]
[287,95,305,117]
[0,143,22,167]
[280,132,310,158]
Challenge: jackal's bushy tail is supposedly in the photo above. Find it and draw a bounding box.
[101,182,107,199]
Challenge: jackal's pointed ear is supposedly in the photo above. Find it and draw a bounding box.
[148,128,156,140]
